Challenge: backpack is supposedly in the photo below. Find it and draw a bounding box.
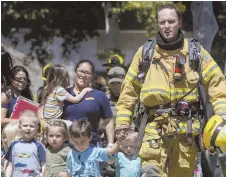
[139,38,201,82]
[137,38,204,104]
[139,37,208,120]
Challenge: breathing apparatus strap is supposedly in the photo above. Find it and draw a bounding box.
[135,39,156,156]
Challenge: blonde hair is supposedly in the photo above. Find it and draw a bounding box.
[127,130,138,140]
[122,130,138,144]
[19,110,39,126]
[2,120,21,152]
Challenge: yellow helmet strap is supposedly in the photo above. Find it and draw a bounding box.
[42,63,53,80]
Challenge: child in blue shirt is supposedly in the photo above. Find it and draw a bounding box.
[66,118,119,177]
[114,130,141,177]
[4,113,46,177]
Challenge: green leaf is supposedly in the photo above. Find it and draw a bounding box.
[175,2,186,13]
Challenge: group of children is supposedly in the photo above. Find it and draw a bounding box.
[1,109,141,177]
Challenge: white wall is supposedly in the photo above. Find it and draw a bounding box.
[2,29,148,70]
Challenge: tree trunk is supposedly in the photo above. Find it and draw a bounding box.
[102,2,120,49]
[191,1,218,52]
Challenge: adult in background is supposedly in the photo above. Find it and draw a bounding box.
[1,66,33,128]
[102,53,125,72]
[99,66,127,177]
[63,60,114,147]
[93,74,108,93]
[107,66,126,118]
[115,4,226,177]
[99,66,126,136]
[1,47,13,105]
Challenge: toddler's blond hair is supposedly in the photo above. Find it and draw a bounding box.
[2,120,21,151]
[19,109,39,126]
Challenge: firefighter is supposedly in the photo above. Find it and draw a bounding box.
[98,66,126,141]
[115,4,226,177]
[102,53,125,71]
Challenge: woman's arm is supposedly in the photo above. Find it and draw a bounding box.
[1,108,12,128]
[1,92,12,105]
[103,118,115,144]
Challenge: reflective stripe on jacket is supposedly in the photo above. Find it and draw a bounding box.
[116,39,226,129]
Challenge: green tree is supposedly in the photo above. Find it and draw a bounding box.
[112,1,225,68]
[97,2,179,63]
[112,1,186,37]
[1,1,103,64]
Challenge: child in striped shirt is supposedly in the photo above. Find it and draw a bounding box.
[41,64,92,123]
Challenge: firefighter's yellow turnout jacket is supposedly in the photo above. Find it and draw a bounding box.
[116,39,226,130]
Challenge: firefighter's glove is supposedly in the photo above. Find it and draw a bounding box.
[141,164,160,177]
[162,119,177,135]
[115,127,130,140]
[168,120,177,135]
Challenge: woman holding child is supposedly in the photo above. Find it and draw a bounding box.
[63,60,115,146]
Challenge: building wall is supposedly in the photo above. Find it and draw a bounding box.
[2,29,148,70]
[1,29,148,94]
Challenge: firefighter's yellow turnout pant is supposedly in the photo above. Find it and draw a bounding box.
[139,116,199,177]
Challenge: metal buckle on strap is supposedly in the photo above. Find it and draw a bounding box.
[154,101,200,117]
[152,103,172,116]
[156,107,172,116]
